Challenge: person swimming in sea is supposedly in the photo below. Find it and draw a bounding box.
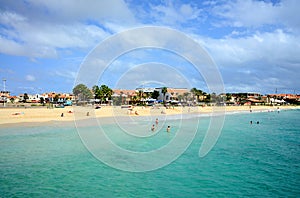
[155,118,159,126]
[167,126,170,133]
[151,124,155,132]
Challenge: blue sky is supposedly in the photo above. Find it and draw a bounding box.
[0,0,299,95]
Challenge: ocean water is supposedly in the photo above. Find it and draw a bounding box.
[0,109,299,197]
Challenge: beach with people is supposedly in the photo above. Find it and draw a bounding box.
[0,105,298,126]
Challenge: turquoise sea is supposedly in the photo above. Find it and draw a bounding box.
[0,109,299,197]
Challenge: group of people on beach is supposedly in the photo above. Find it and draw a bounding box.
[151,118,170,132]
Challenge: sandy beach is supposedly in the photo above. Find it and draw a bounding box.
[0,105,298,126]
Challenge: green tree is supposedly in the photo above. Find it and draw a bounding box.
[40,97,45,106]
[92,85,100,99]
[196,89,203,102]
[183,92,190,103]
[226,93,232,101]
[23,93,29,103]
[99,84,113,103]
[191,88,204,103]
[151,90,160,99]
[177,94,183,102]
[53,94,59,103]
[73,84,93,102]
[161,87,168,103]
[204,93,211,103]
[92,84,113,103]
[191,88,197,102]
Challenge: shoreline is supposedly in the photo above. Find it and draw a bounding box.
[0,105,299,128]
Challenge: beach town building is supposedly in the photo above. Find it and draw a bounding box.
[156,87,189,102]
[18,93,42,103]
[267,94,300,105]
[135,87,155,94]
[112,89,138,105]
[42,92,75,104]
[113,89,138,97]
[0,91,10,104]
[6,95,19,103]
[227,92,263,105]
[17,92,75,104]
[111,88,190,104]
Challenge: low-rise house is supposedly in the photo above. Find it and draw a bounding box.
[19,93,42,103]
[156,87,189,103]
[0,91,10,103]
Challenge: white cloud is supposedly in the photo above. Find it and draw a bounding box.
[114,63,191,89]
[25,75,36,82]
[149,1,202,26]
[28,0,135,24]
[0,0,135,58]
[190,28,300,93]
[54,70,77,80]
[197,29,300,66]
[212,0,300,32]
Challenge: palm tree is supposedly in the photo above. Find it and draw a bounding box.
[190,88,197,103]
[40,97,45,106]
[161,87,168,104]
[183,92,190,103]
[177,94,183,102]
[197,89,203,102]
[190,88,203,103]
[23,93,29,103]
[226,93,232,102]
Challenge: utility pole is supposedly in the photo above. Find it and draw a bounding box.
[3,78,6,91]
[2,78,6,107]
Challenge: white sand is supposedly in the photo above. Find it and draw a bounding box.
[0,105,298,126]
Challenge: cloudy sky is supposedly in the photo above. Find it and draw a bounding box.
[0,0,299,95]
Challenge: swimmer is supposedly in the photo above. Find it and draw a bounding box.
[155,118,159,126]
[151,124,155,132]
[250,121,253,124]
[167,126,170,133]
